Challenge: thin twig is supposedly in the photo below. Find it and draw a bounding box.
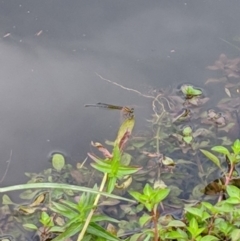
[95,73,154,99]
[0,150,13,184]
[151,93,168,124]
[219,38,240,51]
[95,73,173,125]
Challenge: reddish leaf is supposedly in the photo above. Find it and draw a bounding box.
[91,141,112,158]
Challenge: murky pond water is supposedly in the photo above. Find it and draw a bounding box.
[0,1,240,240]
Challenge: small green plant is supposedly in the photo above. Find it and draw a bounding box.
[48,187,119,241]
[125,184,240,241]
[129,183,170,241]
[89,116,140,192]
[201,139,240,197]
[165,185,240,241]
[23,211,63,240]
[181,84,202,99]
[77,116,141,240]
[51,153,65,172]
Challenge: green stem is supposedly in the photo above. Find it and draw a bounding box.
[77,173,108,241]
[153,204,159,241]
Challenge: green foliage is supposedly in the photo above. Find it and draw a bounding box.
[90,146,141,193]
[49,189,119,241]
[129,183,170,212]
[39,211,54,227]
[89,116,140,193]
[181,84,203,98]
[200,149,221,168]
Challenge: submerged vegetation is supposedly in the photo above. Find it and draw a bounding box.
[1,53,240,240]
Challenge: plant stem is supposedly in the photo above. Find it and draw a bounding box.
[225,163,235,186]
[153,204,159,241]
[218,161,235,202]
[77,173,108,241]
[156,127,160,155]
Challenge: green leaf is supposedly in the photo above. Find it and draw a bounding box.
[41,211,51,220]
[23,223,38,230]
[167,220,186,227]
[189,217,198,231]
[202,211,211,221]
[200,235,219,241]
[107,177,117,193]
[51,222,83,241]
[50,201,79,219]
[88,153,110,166]
[191,88,202,96]
[52,153,65,172]
[225,197,240,204]
[91,214,119,224]
[183,136,193,144]
[50,226,65,233]
[88,223,119,241]
[166,230,188,239]
[181,85,202,96]
[201,202,214,212]
[117,165,141,177]
[91,162,111,173]
[202,202,218,214]
[111,146,121,164]
[217,221,233,235]
[59,199,79,211]
[226,185,240,198]
[128,191,142,202]
[200,149,221,168]
[185,207,203,218]
[227,154,236,164]
[19,190,39,200]
[232,139,240,155]
[183,126,193,136]
[193,228,205,239]
[121,153,132,165]
[215,203,234,213]
[154,188,170,203]
[130,233,147,241]
[143,183,153,196]
[211,146,230,155]
[139,213,152,227]
[2,194,14,205]
[145,202,153,212]
[230,228,240,241]
[40,211,53,226]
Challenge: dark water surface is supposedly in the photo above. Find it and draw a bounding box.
[0,1,240,186]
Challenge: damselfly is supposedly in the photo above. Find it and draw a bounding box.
[85,102,134,118]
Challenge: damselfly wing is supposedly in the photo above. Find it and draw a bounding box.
[85,103,134,118]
